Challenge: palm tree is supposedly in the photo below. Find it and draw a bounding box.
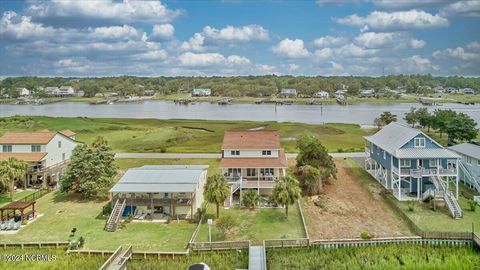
[203,174,230,218]
[241,189,260,210]
[271,175,301,218]
[0,157,28,202]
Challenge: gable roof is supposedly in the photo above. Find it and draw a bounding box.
[364,122,443,156]
[0,131,79,145]
[222,130,281,149]
[449,142,480,160]
[110,165,208,193]
[60,129,76,137]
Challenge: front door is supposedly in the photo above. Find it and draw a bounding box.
[417,160,424,168]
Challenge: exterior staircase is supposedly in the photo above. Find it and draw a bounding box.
[430,175,463,219]
[458,160,480,192]
[105,198,126,232]
[224,182,241,208]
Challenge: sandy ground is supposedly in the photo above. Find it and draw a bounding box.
[302,160,412,239]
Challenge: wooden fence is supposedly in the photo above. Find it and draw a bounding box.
[20,189,50,202]
[67,248,189,259]
[189,240,250,251]
[296,200,309,240]
[0,241,69,249]
[264,238,310,248]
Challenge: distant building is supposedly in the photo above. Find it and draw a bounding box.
[192,88,212,97]
[446,87,458,94]
[17,88,30,97]
[312,90,329,99]
[434,86,445,93]
[279,88,297,97]
[335,90,346,98]
[360,88,375,97]
[144,90,155,96]
[76,90,85,97]
[461,88,475,95]
[44,87,59,95]
[56,86,75,96]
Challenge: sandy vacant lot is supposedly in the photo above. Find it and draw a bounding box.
[302,160,412,239]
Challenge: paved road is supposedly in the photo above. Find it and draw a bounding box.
[114,152,364,159]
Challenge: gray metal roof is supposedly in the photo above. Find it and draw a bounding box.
[109,165,208,193]
[364,122,422,154]
[449,142,480,160]
[396,148,460,159]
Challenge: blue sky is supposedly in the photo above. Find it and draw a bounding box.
[0,0,479,77]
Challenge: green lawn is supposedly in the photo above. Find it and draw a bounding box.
[115,158,220,177]
[0,189,37,207]
[1,192,196,251]
[0,116,373,153]
[195,204,306,244]
[393,185,480,233]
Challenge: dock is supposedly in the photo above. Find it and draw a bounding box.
[248,245,266,270]
[336,96,347,105]
[99,246,132,270]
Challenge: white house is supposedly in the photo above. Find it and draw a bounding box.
[449,142,480,192]
[335,90,346,98]
[108,165,208,227]
[17,88,30,97]
[44,87,59,95]
[279,88,297,97]
[192,88,211,96]
[56,86,75,96]
[360,88,375,97]
[460,88,475,95]
[0,131,80,189]
[220,130,287,207]
[313,90,329,99]
[446,87,458,94]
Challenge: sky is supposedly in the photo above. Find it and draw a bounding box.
[0,0,479,77]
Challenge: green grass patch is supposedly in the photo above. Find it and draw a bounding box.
[196,204,305,244]
[0,116,373,153]
[0,189,37,207]
[267,244,480,269]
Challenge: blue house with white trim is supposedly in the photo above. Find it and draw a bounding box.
[449,142,480,192]
[364,122,463,219]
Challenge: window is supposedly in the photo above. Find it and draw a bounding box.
[58,141,62,148]
[62,153,66,161]
[383,150,386,159]
[260,168,274,176]
[429,159,438,167]
[2,145,12,152]
[230,150,240,156]
[477,159,480,166]
[466,156,472,165]
[400,159,411,167]
[31,145,41,152]
[228,168,241,176]
[247,168,256,177]
[377,146,380,156]
[414,138,426,148]
[262,150,272,156]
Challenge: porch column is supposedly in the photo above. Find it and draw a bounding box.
[455,159,459,200]
[191,193,194,219]
[417,177,420,200]
[398,178,401,200]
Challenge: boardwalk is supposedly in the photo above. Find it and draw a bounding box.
[248,245,266,270]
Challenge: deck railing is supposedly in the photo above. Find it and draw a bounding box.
[189,240,250,251]
[392,166,456,176]
[0,241,69,249]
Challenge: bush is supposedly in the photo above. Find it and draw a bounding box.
[78,236,85,248]
[313,196,326,208]
[407,201,416,212]
[360,231,371,239]
[241,190,260,209]
[467,199,478,212]
[194,207,207,223]
[217,214,237,238]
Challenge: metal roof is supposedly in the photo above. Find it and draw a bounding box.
[396,148,459,159]
[449,142,480,160]
[109,165,208,193]
[364,122,422,154]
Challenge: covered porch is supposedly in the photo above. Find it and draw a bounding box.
[0,200,36,222]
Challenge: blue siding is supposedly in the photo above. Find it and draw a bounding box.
[371,144,392,169]
[400,134,442,149]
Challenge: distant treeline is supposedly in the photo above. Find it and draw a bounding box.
[1,75,479,98]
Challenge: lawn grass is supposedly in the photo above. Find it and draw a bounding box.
[195,204,305,244]
[1,192,196,251]
[0,116,373,153]
[115,158,220,177]
[0,189,37,207]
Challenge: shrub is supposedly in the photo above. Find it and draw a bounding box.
[241,190,260,210]
[78,236,85,248]
[467,199,478,212]
[313,196,326,208]
[194,207,207,223]
[217,214,237,237]
[360,231,371,239]
[407,201,416,212]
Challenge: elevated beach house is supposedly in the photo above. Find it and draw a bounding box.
[0,131,80,189]
[449,142,480,192]
[364,122,463,219]
[192,88,212,97]
[107,165,208,231]
[279,88,297,98]
[220,130,287,207]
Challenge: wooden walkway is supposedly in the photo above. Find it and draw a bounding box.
[99,246,132,270]
[248,245,266,270]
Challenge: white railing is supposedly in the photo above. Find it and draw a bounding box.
[458,161,480,192]
[393,167,456,176]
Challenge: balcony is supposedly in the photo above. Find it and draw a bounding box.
[241,180,276,189]
[118,197,192,206]
[392,166,456,177]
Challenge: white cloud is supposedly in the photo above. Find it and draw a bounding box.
[178,52,250,67]
[0,11,55,41]
[433,43,480,61]
[89,25,142,40]
[151,24,175,40]
[316,0,364,6]
[203,25,269,41]
[314,48,334,59]
[255,64,277,74]
[328,61,343,70]
[26,0,182,26]
[337,10,449,31]
[354,32,425,49]
[136,50,168,61]
[288,64,300,71]
[372,0,447,10]
[410,39,426,49]
[180,33,206,52]
[313,35,347,47]
[272,38,310,58]
[440,1,480,17]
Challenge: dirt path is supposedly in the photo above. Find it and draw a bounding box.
[303,160,412,239]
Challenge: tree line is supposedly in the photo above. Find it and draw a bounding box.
[1,74,479,98]
[375,109,478,143]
